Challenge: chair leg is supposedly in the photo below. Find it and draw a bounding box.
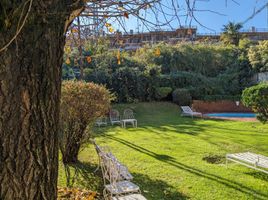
[103,188,109,200]
[94,166,99,173]
[94,158,101,173]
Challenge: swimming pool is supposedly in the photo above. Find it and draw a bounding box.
[205,113,256,118]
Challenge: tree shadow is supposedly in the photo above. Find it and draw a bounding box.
[106,136,268,200]
[244,171,268,182]
[63,161,103,193]
[131,118,267,153]
[99,118,206,137]
[63,161,188,200]
[140,124,203,136]
[132,172,189,200]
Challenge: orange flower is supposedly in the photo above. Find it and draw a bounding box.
[117,50,121,65]
[66,58,71,64]
[123,12,129,19]
[65,46,71,54]
[86,56,92,63]
[109,27,114,33]
[155,48,161,56]
[71,28,78,33]
[105,23,111,27]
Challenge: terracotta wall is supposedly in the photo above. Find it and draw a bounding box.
[192,100,252,113]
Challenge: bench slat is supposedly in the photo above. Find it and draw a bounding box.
[228,152,268,168]
[227,152,268,173]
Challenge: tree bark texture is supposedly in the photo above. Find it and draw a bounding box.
[0,1,84,199]
[61,123,87,164]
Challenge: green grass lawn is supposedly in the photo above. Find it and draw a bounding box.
[58,102,268,200]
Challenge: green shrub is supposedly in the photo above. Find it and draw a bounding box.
[172,88,192,106]
[83,68,93,82]
[63,42,253,103]
[155,87,172,100]
[60,81,113,163]
[242,83,268,123]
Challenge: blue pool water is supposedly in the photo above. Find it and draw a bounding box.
[205,113,256,118]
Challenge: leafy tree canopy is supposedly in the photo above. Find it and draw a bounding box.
[248,40,268,72]
[242,83,268,123]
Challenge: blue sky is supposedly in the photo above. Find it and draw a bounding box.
[113,0,268,34]
[192,0,267,33]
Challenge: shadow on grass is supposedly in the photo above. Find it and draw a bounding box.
[94,117,265,140]
[120,117,267,152]
[244,171,268,182]
[63,161,188,200]
[63,161,103,193]
[140,124,203,136]
[133,172,189,200]
[98,121,205,139]
[106,136,268,200]
[94,112,256,138]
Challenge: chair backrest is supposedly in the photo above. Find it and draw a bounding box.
[91,139,102,154]
[95,118,102,124]
[181,106,193,113]
[100,153,121,185]
[123,109,134,119]
[109,109,120,121]
[96,117,107,123]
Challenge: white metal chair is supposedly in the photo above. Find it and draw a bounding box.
[226,152,268,174]
[92,140,133,180]
[111,194,147,200]
[91,139,110,172]
[95,117,108,127]
[110,109,122,126]
[92,140,147,200]
[180,106,202,118]
[106,152,134,180]
[121,109,137,128]
[100,153,141,200]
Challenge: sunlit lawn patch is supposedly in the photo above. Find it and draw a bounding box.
[58,102,268,200]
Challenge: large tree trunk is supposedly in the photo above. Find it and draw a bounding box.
[0,1,83,199]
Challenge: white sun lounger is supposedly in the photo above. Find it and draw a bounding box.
[226,152,268,174]
[180,106,202,118]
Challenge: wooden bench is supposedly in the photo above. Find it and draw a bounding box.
[226,152,268,174]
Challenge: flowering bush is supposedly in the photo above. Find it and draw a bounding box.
[60,81,113,163]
